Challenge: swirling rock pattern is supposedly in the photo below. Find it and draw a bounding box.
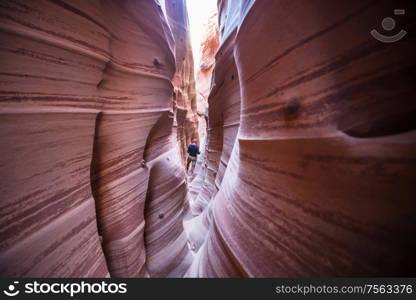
[188,0,416,277]
[1,0,415,278]
[140,0,197,278]
[0,0,195,277]
[195,12,218,144]
[163,0,199,162]
[188,12,219,203]
[143,110,192,277]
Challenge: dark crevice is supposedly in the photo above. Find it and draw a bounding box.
[89,112,113,276]
[340,110,416,138]
[96,79,104,88]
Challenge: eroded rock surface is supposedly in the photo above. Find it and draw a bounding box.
[1,0,415,278]
[0,0,195,277]
[188,12,219,204]
[143,0,195,278]
[188,0,416,277]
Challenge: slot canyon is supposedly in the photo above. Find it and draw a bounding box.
[0,0,415,278]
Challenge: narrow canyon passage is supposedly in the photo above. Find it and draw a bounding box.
[0,0,415,278]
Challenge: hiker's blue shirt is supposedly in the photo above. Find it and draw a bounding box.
[187,144,200,157]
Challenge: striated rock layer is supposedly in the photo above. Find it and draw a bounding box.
[143,0,195,278]
[163,0,199,164]
[188,0,416,277]
[188,12,219,202]
[1,0,415,278]
[0,0,195,277]
[195,12,219,144]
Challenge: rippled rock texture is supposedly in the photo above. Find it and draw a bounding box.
[187,12,219,201]
[1,0,415,279]
[188,0,416,277]
[143,0,195,278]
[0,0,195,277]
[196,12,218,142]
[163,0,199,163]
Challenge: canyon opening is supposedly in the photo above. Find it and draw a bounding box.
[0,0,415,279]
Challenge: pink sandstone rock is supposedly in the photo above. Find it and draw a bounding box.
[0,0,195,277]
[188,0,416,277]
[1,0,415,278]
[188,12,219,203]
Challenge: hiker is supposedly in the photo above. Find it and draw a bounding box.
[187,139,200,172]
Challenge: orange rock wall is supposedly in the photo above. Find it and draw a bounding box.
[196,12,219,143]
[188,12,219,203]
[164,0,199,163]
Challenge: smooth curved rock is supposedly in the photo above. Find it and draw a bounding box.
[0,0,195,277]
[1,0,415,278]
[189,0,416,277]
[188,12,219,203]
[143,111,192,277]
[164,0,199,164]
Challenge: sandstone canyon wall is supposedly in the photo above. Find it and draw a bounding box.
[163,0,198,163]
[187,12,219,202]
[1,0,415,278]
[195,12,218,144]
[0,0,196,277]
[187,0,416,277]
[143,0,195,278]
